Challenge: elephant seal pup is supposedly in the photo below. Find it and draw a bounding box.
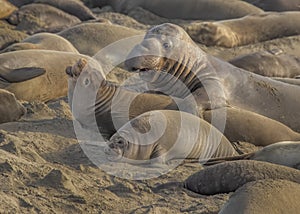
[34,0,96,21]
[203,108,300,146]
[125,23,300,132]
[229,51,300,77]
[0,0,17,19]
[105,110,238,164]
[58,23,143,56]
[184,160,300,195]
[205,141,300,169]
[242,0,300,12]
[94,0,263,20]
[0,50,91,102]
[0,89,25,124]
[1,33,79,53]
[186,12,300,47]
[7,3,81,34]
[219,179,300,214]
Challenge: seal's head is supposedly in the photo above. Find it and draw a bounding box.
[105,136,129,161]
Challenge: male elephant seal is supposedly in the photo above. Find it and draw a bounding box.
[1,33,79,53]
[203,108,300,146]
[219,179,300,214]
[229,51,300,77]
[125,23,300,132]
[7,3,81,34]
[0,89,25,124]
[0,50,91,102]
[205,141,300,169]
[184,160,300,195]
[242,0,300,12]
[58,23,143,56]
[105,110,237,164]
[93,0,263,20]
[186,12,300,47]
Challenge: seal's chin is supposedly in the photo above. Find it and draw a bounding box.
[104,147,123,162]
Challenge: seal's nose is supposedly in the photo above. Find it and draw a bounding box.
[65,66,73,77]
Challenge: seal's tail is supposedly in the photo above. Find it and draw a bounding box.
[203,152,255,166]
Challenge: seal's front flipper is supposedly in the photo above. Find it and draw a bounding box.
[1,67,46,83]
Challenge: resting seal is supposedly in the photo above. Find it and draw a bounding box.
[220,179,300,214]
[125,23,300,132]
[242,0,300,12]
[205,141,300,169]
[105,110,237,164]
[186,12,300,47]
[0,89,25,124]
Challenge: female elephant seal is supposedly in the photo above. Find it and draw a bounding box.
[0,89,25,124]
[105,110,237,164]
[205,141,300,169]
[186,12,300,47]
[219,179,300,214]
[125,23,300,132]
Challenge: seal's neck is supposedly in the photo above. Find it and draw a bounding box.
[95,81,118,114]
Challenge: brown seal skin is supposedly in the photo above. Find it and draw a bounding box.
[66,58,180,139]
[184,160,300,195]
[0,0,17,19]
[242,0,300,12]
[219,179,300,214]
[0,89,25,124]
[186,12,300,47]
[125,23,300,132]
[87,0,263,20]
[229,51,300,78]
[203,108,300,146]
[105,110,238,164]
[205,141,300,169]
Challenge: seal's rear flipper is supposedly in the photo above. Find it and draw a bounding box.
[1,67,46,83]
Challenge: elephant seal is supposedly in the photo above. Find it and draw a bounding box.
[272,77,300,86]
[0,50,91,102]
[203,108,300,146]
[0,89,25,124]
[220,179,300,214]
[184,160,300,195]
[7,3,81,34]
[229,51,300,77]
[125,23,300,132]
[93,0,263,20]
[67,58,181,139]
[34,0,96,21]
[1,33,79,53]
[105,110,238,164]
[242,0,300,12]
[7,0,32,7]
[205,141,300,169]
[58,23,143,56]
[0,28,27,50]
[186,12,300,47]
[0,0,17,19]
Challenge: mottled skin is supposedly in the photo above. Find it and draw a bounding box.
[0,89,25,124]
[203,108,300,146]
[242,0,300,12]
[186,12,300,47]
[1,33,79,53]
[90,0,263,20]
[220,179,300,214]
[7,3,81,34]
[125,23,300,132]
[106,110,237,164]
[184,160,300,195]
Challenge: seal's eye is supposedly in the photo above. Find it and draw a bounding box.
[83,77,90,86]
[163,42,171,49]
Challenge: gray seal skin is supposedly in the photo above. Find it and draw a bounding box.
[1,33,79,53]
[184,160,300,195]
[203,108,300,146]
[7,3,81,35]
[219,179,300,214]
[0,50,91,102]
[105,110,238,164]
[205,141,300,169]
[0,89,25,124]
[125,23,300,132]
[66,58,180,139]
[242,0,300,12]
[58,23,143,56]
[229,51,300,78]
[186,12,300,47]
[92,0,263,20]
